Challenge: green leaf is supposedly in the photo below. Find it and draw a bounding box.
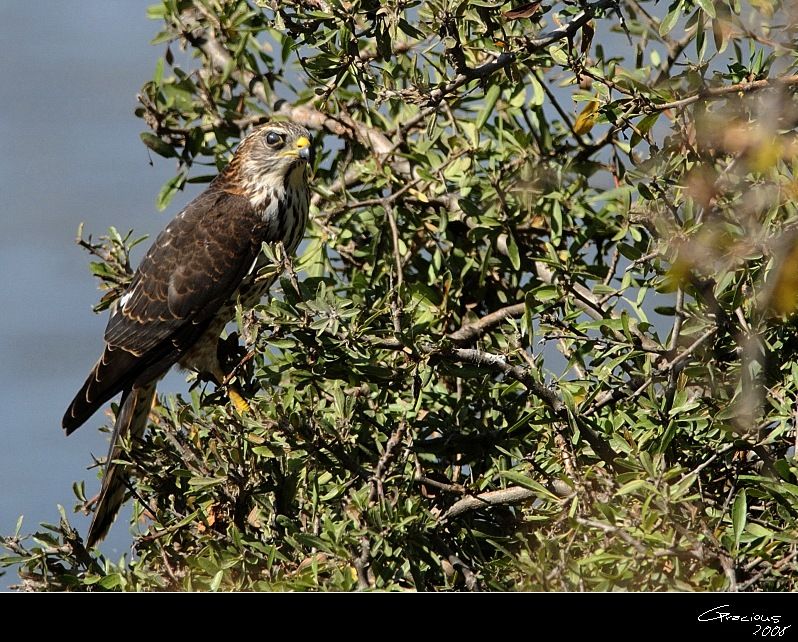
[616,479,648,496]
[659,2,683,37]
[660,2,683,36]
[523,75,543,108]
[140,132,177,158]
[695,0,716,18]
[252,445,277,458]
[476,84,501,130]
[630,113,660,148]
[499,471,559,500]
[638,183,655,200]
[745,523,772,539]
[671,472,698,499]
[188,475,227,488]
[210,570,224,592]
[506,233,521,270]
[732,489,747,550]
[549,45,568,65]
[146,4,167,19]
[156,173,185,211]
[98,573,126,590]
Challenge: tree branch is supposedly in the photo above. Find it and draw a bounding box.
[439,486,539,522]
[372,301,527,350]
[353,536,371,590]
[443,347,564,414]
[650,75,798,112]
[448,302,527,345]
[535,261,662,354]
[585,327,717,417]
[398,0,617,134]
[368,420,408,504]
[183,15,402,165]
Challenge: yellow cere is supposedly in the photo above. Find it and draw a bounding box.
[295,136,310,149]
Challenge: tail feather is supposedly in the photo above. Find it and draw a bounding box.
[87,382,157,548]
[63,345,141,435]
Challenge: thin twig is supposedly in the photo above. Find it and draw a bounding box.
[603,247,621,287]
[535,260,661,354]
[415,475,467,495]
[385,202,404,292]
[448,303,526,345]
[585,327,717,417]
[353,536,371,590]
[576,518,690,559]
[738,548,798,591]
[398,0,616,134]
[368,420,408,504]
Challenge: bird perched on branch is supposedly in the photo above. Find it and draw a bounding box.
[62,120,314,546]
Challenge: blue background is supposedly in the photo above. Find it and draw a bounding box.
[0,1,207,584]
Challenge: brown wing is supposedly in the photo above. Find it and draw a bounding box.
[63,187,270,434]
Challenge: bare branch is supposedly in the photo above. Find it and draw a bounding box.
[368,420,408,504]
[415,475,467,495]
[440,486,539,522]
[448,303,527,345]
[353,536,371,590]
[650,75,798,112]
[444,347,564,413]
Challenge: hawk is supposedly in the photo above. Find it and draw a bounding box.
[63,121,313,546]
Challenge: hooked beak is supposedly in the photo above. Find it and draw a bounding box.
[296,136,312,162]
[278,135,314,167]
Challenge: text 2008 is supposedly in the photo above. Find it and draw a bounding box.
[752,625,791,637]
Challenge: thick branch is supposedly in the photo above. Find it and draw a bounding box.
[439,486,538,522]
[184,17,399,162]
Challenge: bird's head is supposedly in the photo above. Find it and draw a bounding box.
[222,120,314,200]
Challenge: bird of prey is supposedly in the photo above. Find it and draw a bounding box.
[62,120,313,546]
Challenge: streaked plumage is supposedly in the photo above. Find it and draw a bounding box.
[63,121,313,546]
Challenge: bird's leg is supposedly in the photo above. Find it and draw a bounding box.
[227,385,252,414]
[205,366,251,414]
[210,343,252,414]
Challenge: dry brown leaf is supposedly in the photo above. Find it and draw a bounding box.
[573,98,600,135]
[503,1,542,20]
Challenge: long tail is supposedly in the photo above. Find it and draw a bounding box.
[63,344,142,435]
[87,382,157,547]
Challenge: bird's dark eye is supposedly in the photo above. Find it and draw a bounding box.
[265,131,283,147]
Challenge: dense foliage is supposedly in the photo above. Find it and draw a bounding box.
[4,0,798,591]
